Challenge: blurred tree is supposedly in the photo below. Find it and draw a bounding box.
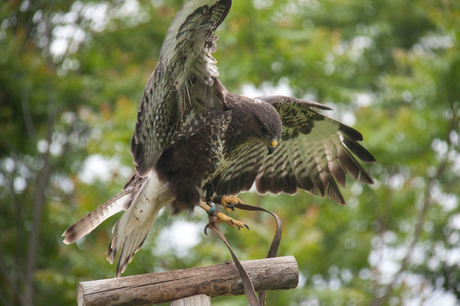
[1,0,459,305]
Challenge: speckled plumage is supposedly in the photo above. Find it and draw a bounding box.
[63,0,375,277]
[213,96,375,204]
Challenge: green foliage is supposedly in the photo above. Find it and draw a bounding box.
[1,0,460,305]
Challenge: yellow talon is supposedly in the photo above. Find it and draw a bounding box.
[197,202,249,230]
[202,195,244,212]
[214,211,248,230]
[220,195,243,212]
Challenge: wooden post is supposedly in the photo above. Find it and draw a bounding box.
[77,256,298,306]
[170,294,211,306]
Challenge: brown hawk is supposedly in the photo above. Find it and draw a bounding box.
[63,0,375,277]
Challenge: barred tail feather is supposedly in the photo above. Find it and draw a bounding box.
[62,190,132,245]
[105,171,172,277]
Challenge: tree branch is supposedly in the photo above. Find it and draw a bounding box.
[22,109,56,306]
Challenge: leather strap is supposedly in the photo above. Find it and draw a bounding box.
[209,222,260,305]
[208,202,283,306]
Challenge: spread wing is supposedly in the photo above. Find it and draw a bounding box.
[131,0,231,176]
[214,96,375,204]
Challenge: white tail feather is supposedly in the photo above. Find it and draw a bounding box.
[106,171,173,277]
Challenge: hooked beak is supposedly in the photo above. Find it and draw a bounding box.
[267,139,278,155]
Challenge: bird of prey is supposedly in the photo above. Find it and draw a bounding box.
[63,0,375,277]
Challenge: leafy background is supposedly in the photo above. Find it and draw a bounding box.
[1,0,460,305]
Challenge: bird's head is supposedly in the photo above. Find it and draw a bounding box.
[247,100,283,155]
[259,124,280,155]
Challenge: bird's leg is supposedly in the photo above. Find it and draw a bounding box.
[198,184,248,232]
[197,201,249,232]
[203,183,244,213]
[210,195,245,212]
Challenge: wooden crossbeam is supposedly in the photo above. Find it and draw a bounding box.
[77,256,299,306]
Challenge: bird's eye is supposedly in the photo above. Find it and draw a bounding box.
[260,126,269,134]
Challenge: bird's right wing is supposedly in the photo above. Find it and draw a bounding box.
[131,0,231,176]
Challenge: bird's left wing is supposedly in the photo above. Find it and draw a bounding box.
[131,0,231,176]
[214,96,375,204]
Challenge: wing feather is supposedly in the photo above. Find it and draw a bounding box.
[240,145,266,192]
[214,143,265,195]
[214,97,375,204]
[235,144,262,192]
[132,0,232,176]
[340,132,376,163]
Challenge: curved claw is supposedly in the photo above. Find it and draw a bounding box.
[215,212,247,230]
[197,201,248,233]
[226,203,237,211]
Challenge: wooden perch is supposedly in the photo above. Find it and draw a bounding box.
[77,255,299,306]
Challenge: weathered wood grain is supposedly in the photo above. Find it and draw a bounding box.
[170,294,211,306]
